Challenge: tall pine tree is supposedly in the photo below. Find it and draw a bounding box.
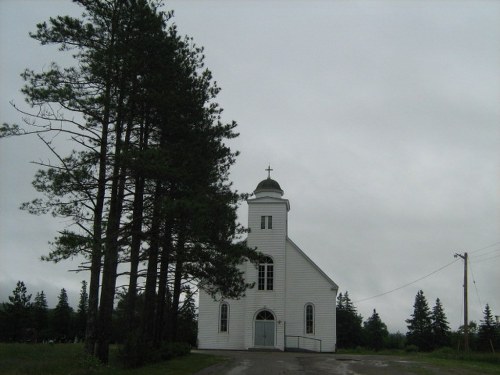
[363,309,388,351]
[336,291,363,348]
[32,291,49,342]
[2,0,259,364]
[52,288,74,341]
[1,281,32,342]
[406,290,433,351]
[478,304,497,352]
[430,298,450,349]
[76,281,88,341]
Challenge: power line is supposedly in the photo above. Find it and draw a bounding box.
[472,253,500,264]
[468,259,482,309]
[469,241,500,254]
[354,258,459,303]
[471,248,500,259]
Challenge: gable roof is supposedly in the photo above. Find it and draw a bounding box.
[286,237,339,290]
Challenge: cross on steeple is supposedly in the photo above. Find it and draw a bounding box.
[266,165,273,179]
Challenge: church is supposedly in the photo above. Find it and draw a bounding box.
[198,169,338,352]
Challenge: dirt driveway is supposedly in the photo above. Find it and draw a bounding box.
[193,350,483,375]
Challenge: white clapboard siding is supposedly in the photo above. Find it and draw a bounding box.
[285,239,337,352]
[245,196,289,350]
[197,290,246,350]
[197,177,338,352]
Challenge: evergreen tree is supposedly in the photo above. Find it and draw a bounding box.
[52,288,74,341]
[32,291,49,342]
[1,0,258,364]
[76,281,88,341]
[385,332,406,350]
[363,309,388,351]
[430,298,450,349]
[2,281,32,341]
[175,286,198,346]
[336,291,363,348]
[478,304,497,352]
[406,290,433,351]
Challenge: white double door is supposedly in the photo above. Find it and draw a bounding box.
[254,320,275,347]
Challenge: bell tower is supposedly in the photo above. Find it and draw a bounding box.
[244,166,290,349]
[247,166,290,241]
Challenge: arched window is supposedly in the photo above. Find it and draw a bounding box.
[219,303,229,332]
[256,310,275,320]
[305,303,314,334]
[258,256,274,291]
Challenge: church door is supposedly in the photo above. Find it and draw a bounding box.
[254,310,275,347]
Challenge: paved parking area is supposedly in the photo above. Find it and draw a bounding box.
[193,350,481,375]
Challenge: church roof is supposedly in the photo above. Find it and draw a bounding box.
[254,165,284,196]
[287,237,339,290]
[255,177,283,193]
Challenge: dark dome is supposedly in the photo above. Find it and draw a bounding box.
[255,178,283,193]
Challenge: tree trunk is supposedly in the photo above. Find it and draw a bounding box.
[84,65,112,359]
[169,229,185,342]
[154,219,172,345]
[141,180,163,346]
[96,70,133,363]
[125,113,148,338]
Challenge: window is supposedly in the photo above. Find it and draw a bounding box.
[220,303,229,332]
[305,303,314,334]
[258,256,274,290]
[256,310,275,320]
[260,216,272,229]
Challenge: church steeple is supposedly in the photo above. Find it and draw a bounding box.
[266,165,273,179]
[254,165,284,198]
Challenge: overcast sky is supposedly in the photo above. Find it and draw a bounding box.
[1,0,498,333]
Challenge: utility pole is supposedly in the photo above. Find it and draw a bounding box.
[454,252,468,351]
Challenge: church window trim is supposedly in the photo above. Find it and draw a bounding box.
[305,303,315,335]
[255,309,275,320]
[258,256,274,291]
[260,216,273,229]
[219,302,229,333]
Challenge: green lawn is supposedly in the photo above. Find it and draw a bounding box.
[0,344,226,375]
[337,348,500,375]
[416,351,500,375]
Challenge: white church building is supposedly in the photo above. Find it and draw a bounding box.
[198,171,338,352]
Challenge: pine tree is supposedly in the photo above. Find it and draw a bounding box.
[176,286,198,346]
[32,291,49,342]
[336,291,363,348]
[363,309,388,351]
[406,290,433,351]
[430,298,450,349]
[76,281,88,341]
[2,281,32,341]
[2,0,258,364]
[478,304,497,352]
[52,288,74,341]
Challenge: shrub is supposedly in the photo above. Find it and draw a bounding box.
[431,347,455,358]
[405,344,419,353]
[157,341,191,360]
[77,352,102,372]
[118,337,149,368]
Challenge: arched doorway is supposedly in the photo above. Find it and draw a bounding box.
[254,310,275,347]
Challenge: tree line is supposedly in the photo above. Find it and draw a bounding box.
[1,0,259,367]
[1,281,87,343]
[0,280,197,348]
[336,290,499,352]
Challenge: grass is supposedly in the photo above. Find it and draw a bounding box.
[336,347,500,374]
[417,350,500,375]
[0,343,226,375]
